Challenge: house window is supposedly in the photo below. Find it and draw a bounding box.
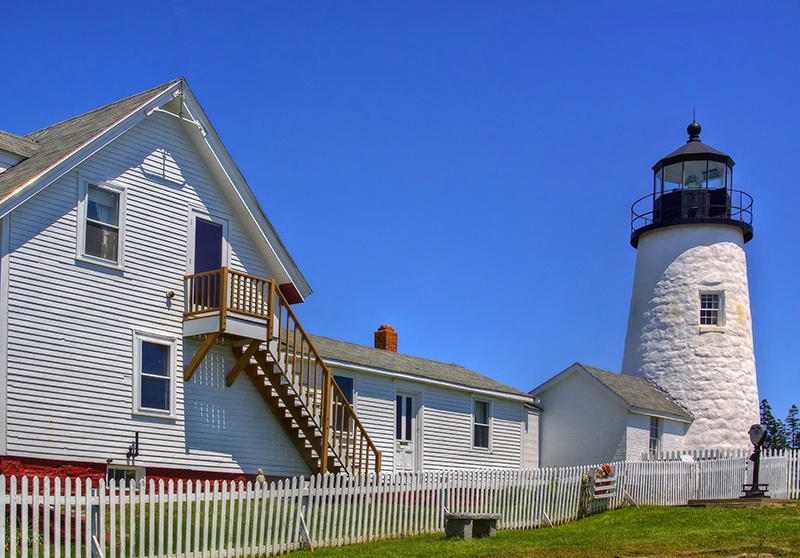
[133,334,176,416]
[79,182,125,266]
[699,292,722,326]
[106,467,143,490]
[473,400,490,449]
[333,374,354,431]
[649,417,661,457]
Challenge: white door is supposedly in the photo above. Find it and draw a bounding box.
[395,393,419,471]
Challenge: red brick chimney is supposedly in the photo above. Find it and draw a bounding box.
[374,324,398,352]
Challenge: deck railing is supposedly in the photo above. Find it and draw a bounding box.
[184,267,381,476]
[269,283,382,475]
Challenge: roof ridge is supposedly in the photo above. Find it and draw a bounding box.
[308,332,474,370]
[0,78,183,205]
[26,78,182,142]
[307,332,531,398]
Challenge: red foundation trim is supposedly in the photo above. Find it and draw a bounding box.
[0,455,287,484]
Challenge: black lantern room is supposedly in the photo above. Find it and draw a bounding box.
[630,122,753,247]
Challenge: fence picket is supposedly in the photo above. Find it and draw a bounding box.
[2,450,798,558]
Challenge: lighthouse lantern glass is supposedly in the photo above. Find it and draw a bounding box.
[684,160,706,189]
[661,162,684,192]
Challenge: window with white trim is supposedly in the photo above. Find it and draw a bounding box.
[649,416,661,457]
[700,292,722,326]
[473,399,491,449]
[78,181,125,266]
[106,467,144,491]
[133,333,176,416]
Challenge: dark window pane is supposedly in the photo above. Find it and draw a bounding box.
[141,376,169,410]
[333,375,353,428]
[395,395,402,439]
[88,186,119,226]
[85,222,119,262]
[195,219,223,273]
[405,397,412,441]
[474,401,489,424]
[142,342,168,377]
[334,375,353,403]
[474,424,489,448]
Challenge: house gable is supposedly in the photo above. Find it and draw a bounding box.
[0,78,309,302]
[0,82,318,478]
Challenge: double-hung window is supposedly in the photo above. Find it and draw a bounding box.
[473,399,491,449]
[649,416,661,457]
[133,333,176,417]
[79,181,125,267]
[699,292,723,327]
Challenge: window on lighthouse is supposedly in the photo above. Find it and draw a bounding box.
[700,292,722,326]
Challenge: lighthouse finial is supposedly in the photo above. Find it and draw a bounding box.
[687,117,701,143]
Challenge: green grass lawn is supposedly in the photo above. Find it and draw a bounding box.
[291,504,800,558]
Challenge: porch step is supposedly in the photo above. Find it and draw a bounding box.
[244,356,343,475]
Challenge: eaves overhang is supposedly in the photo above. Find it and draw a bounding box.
[630,406,694,424]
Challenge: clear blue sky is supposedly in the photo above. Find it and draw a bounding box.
[3,2,798,421]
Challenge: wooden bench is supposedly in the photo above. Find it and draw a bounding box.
[444,512,502,540]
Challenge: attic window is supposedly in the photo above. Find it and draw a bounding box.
[78,181,125,267]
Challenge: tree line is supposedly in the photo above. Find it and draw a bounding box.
[759,399,799,451]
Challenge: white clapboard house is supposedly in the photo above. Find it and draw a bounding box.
[311,326,539,472]
[0,78,538,483]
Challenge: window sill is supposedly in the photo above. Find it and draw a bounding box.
[699,325,726,334]
[76,254,125,273]
[133,409,176,421]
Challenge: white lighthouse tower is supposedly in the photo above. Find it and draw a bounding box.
[621,122,759,451]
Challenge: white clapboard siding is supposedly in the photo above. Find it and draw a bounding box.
[2,451,799,558]
[340,368,529,473]
[3,110,305,475]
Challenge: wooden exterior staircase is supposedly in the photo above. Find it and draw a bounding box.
[182,267,381,476]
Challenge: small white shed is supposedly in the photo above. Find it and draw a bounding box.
[530,363,692,467]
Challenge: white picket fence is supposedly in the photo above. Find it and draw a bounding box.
[2,449,798,558]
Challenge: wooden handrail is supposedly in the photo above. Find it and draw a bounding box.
[268,283,382,475]
[184,268,382,475]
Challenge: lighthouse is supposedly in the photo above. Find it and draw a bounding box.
[621,122,759,451]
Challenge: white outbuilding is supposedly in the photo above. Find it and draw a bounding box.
[531,363,692,466]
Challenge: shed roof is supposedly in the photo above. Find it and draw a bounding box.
[308,333,534,401]
[580,364,692,421]
[531,363,692,422]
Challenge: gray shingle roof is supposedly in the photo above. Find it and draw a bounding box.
[0,130,38,158]
[0,79,180,203]
[307,333,532,399]
[579,364,692,421]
